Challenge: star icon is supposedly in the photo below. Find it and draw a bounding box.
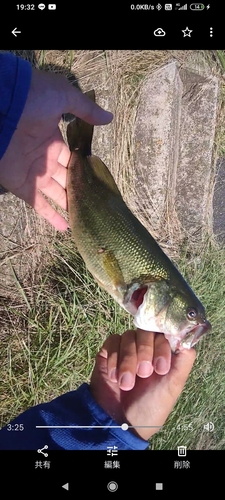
[182,27,193,37]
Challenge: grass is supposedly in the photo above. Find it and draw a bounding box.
[0,50,225,450]
[151,242,225,450]
[216,50,225,72]
[0,236,224,450]
[0,236,132,424]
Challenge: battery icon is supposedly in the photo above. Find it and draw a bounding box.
[190,3,205,9]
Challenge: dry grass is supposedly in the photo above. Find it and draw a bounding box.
[5,50,223,250]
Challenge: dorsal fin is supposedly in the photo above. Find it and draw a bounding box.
[88,156,121,196]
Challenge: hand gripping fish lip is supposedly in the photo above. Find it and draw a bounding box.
[179,319,211,350]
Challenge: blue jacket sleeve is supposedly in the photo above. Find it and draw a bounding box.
[0,52,32,159]
[0,383,148,450]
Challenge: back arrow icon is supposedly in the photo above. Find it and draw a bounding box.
[12,28,21,37]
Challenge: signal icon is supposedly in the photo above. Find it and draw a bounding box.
[178,3,187,9]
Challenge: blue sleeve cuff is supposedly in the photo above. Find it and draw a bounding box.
[0,52,32,159]
[0,383,149,450]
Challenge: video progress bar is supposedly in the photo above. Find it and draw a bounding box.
[36,424,162,430]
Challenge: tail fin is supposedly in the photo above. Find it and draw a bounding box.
[66,90,95,156]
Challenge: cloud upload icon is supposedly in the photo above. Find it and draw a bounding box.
[153,28,166,36]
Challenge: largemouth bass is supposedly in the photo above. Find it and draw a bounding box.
[66,90,211,352]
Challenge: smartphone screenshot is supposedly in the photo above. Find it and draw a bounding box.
[0,1,224,494]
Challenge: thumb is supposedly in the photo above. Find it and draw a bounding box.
[64,83,113,125]
[91,346,109,380]
[168,348,196,398]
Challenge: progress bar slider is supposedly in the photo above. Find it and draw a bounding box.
[36,423,162,430]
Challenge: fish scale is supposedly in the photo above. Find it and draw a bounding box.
[68,152,169,288]
[66,90,211,352]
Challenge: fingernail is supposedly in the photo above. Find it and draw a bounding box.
[119,372,134,390]
[155,357,168,374]
[101,110,113,124]
[137,361,153,377]
[109,368,117,382]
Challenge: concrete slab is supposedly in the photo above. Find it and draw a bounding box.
[132,61,218,246]
[92,83,115,168]
[61,70,115,175]
[133,61,183,238]
[213,157,225,243]
[175,69,218,241]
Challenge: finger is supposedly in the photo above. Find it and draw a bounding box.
[92,346,108,379]
[94,335,121,381]
[135,329,154,378]
[97,334,120,360]
[57,142,71,170]
[46,128,71,172]
[103,334,121,382]
[40,175,68,211]
[117,330,137,391]
[94,343,108,366]
[168,349,196,397]
[65,84,113,125]
[153,334,172,375]
[27,190,68,231]
[51,162,68,191]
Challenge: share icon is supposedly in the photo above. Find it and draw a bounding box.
[37,444,48,457]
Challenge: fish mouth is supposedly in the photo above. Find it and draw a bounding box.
[180,320,211,350]
[125,285,211,352]
[130,286,148,310]
[123,284,148,315]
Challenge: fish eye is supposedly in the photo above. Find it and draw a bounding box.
[187,307,197,320]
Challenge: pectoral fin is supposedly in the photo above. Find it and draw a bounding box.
[97,247,126,290]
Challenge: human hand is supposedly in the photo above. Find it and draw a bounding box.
[90,330,196,440]
[0,68,112,230]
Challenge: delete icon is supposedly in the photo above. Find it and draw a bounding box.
[153,28,166,36]
[178,446,187,457]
